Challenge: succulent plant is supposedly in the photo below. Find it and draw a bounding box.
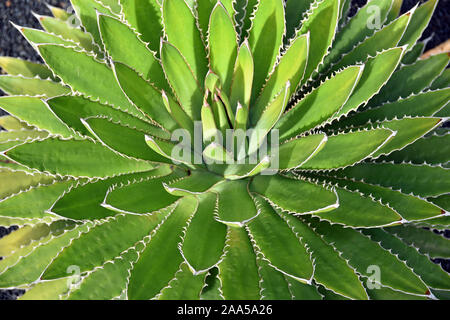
[0,0,449,300]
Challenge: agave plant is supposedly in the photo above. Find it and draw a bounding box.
[0,0,449,300]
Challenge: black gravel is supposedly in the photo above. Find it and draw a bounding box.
[0,0,449,300]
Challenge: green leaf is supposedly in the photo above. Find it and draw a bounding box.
[218,226,261,300]
[230,40,254,113]
[213,180,259,226]
[0,180,74,220]
[158,262,208,300]
[71,0,112,45]
[249,82,290,154]
[278,134,328,170]
[307,217,429,295]
[335,47,404,118]
[103,173,185,215]
[250,174,338,215]
[300,128,395,170]
[67,249,137,300]
[38,15,98,53]
[120,0,162,53]
[97,0,121,14]
[315,186,403,227]
[163,170,223,196]
[43,213,168,279]
[19,277,72,300]
[0,168,54,199]
[367,52,450,107]
[162,0,208,84]
[0,75,70,97]
[5,137,153,178]
[0,97,74,138]
[276,66,363,141]
[314,174,445,222]
[321,0,393,72]
[248,0,285,101]
[208,3,239,93]
[370,117,442,157]
[51,167,173,220]
[284,0,315,41]
[181,192,227,273]
[280,212,368,299]
[430,68,450,90]
[18,26,75,47]
[363,228,450,290]
[247,196,313,282]
[81,116,171,162]
[0,115,34,131]
[38,44,143,118]
[338,88,450,127]
[0,223,91,288]
[128,197,198,300]
[161,41,204,120]
[331,11,411,72]
[385,225,450,259]
[398,0,438,49]
[402,41,425,64]
[335,162,450,197]
[255,255,293,300]
[295,0,340,84]
[252,33,309,123]
[111,62,178,131]
[382,133,450,165]
[47,4,70,21]
[0,130,49,152]
[144,135,196,168]
[0,57,53,79]
[46,94,162,137]
[98,14,167,91]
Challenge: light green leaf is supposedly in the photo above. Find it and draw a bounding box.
[161,41,204,120]
[385,225,450,259]
[208,3,239,93]
[5,137,153,178]
[218,226,261,300]
[119,0,162,53]
[335,162,450,197]
[0,57,53,79]
[51,167,173,220]
[112,62,178,131]
[0,75,70,97]
[296,0,340,83]
[38,44,143,118]
[82,116,171,162]
[280,211,368,299]
[307,217,429,295]
[98,14,167,91]
[300,128,395,170]
[42,213,168,279]
[248,196,313,282]
[248,0,285,101]
[367,52,450,107]
[0,97,74,138]
[128,197,198,300]
[276,66,363,141]
[278,133,327,170]
[181,192,227,273]
[250,174,338,215]
[213,180,259,226]
[158,262,208,300]
[162,0,208,83]
[252,33,309,123]
[230,40,254,113]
